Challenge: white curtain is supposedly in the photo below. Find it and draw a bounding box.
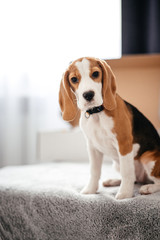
[0,0,121,167]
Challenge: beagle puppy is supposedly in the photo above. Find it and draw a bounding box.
[59,57,160,200]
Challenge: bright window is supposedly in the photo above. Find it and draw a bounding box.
[0,0,121,97]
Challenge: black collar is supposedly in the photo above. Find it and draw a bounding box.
[85,105,104,118]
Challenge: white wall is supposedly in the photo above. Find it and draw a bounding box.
[37,129,88,162]
[37,129,113,163]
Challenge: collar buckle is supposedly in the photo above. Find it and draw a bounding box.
[85,111,90,119]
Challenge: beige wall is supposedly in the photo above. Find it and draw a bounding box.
[107,54,160,130]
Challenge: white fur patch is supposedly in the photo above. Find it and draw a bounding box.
[80,142,103,194]
[80,111,119,162]
[115,151,135,199]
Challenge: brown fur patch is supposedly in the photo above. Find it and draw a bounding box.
[87,59,103,83]
[140,151,156,164]
[69,110,81,127]
[98,59,117,111]
[151,159,160,178]
[59,70,78,121]
[105,94,133,156]
[68,65,82,91]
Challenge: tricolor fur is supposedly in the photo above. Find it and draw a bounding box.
[59,57,160,199]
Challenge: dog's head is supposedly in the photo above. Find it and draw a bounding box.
[59,57,117,122]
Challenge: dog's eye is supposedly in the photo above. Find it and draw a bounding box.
[71,77,78,83]
[92,71,99,78]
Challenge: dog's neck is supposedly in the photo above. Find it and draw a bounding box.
[85,105,104,119]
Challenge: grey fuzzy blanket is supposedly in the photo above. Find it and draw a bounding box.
[0,162,160,240]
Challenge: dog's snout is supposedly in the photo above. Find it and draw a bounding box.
[83,91,95,102]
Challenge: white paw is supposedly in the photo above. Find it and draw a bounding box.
[80,185,98,194]
[103,179,121,187]
[139,184,154,195]
[115,191,133,200]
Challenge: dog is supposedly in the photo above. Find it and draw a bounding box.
[59,57,160,200]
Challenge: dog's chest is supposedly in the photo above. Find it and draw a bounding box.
[80,112,119,159]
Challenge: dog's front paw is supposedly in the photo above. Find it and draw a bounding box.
[80,184,98,194]
[115,191,133,200]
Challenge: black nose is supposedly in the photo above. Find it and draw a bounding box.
[83,91,95,102]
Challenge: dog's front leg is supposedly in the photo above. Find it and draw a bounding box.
[81,141,103,194]
[116,151,135,200]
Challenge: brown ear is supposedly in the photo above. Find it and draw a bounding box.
[59,70,78,121]
[98,59,117,111]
